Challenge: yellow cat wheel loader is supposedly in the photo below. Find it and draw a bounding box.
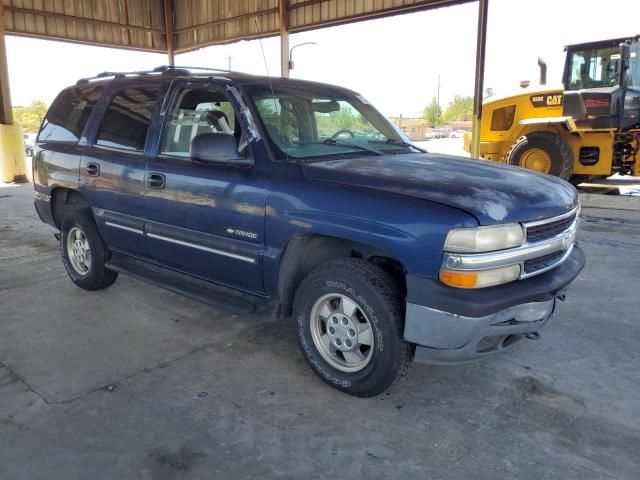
[464,35,640,184]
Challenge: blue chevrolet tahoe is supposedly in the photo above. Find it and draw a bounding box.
[33,66,585,397]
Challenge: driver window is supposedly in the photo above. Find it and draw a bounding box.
[160,88,248,157]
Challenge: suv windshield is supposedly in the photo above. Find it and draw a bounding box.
[566,41,640,90]
[244,83,417,161]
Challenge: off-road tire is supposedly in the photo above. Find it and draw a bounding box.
[293,258,415,397]
[507,131,573,180]
[60,209,118,291]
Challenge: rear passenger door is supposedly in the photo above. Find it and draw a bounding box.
[80,84,163,257]
[144,81,268,293]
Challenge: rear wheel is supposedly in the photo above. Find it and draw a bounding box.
[60,209,118,291]
[293,258,414,397]
[507,131,573,180]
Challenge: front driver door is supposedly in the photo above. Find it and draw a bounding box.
[144,81,268,294]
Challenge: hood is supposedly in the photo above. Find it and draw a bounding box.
[484,85,564,106]
[301,153,578,225]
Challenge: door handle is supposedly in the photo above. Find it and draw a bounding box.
[146,172,166,189]
[85,162,100,177]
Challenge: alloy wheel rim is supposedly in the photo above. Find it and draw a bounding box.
[309,293,375,373]
[67,227,91,276]
[520,148,552,173]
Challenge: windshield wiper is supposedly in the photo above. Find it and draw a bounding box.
[369,138,427,153]
[294,139,384,156]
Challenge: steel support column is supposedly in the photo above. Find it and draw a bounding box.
[0,5,13,125]
[0,3,27,183]
[280,0,290,78]
[164,0,175,66]
[470,0,488,159]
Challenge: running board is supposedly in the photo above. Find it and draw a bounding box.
[106,251,278,322]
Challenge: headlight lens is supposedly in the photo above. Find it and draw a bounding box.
[439,264,521,289]
[444,224,524,253]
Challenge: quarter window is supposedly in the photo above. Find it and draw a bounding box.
[38,85,103,143]
[96,86,160,152]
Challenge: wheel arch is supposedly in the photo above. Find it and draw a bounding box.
[51,187,90,228]
[276,233,406,319]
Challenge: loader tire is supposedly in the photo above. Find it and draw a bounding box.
[507,132,573,180]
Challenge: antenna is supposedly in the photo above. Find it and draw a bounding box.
[254,18,272,79]
[253,17,290,163]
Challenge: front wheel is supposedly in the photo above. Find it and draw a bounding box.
[507,131,573,180]
[293,258,414,397]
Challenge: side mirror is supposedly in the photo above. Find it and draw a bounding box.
[190,133,252,167]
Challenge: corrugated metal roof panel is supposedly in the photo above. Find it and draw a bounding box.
[173,0,473,53]
[173,0,280,52]
[3,0,166,52]
[2,0,472,53]
[288,0,474,32]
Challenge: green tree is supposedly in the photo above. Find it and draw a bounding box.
[13,99,48,133]
[441,95,473,123]
[331,107,356,130]
[422,97,442,128]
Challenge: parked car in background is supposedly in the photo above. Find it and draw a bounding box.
[450,130,467,138]
[33,67,585,397]
[23,133,36,156]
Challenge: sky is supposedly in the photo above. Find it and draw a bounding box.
[6,0,640,118]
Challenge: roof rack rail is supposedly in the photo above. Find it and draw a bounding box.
[76,65,239,86]
[155,65,233,74]
[76,68,165,85]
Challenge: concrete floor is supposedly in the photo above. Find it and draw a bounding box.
[1,182,639,480]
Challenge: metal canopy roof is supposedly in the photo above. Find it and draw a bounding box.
[2,0,473,54]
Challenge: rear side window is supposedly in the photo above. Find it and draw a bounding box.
[38,86,103,143]
[96,86,161,152]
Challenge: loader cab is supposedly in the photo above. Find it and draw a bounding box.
[562,35,640,131]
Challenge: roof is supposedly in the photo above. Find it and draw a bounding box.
[564,34,640,51]
[2,0,475,54]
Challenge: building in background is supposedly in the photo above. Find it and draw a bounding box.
[390,116,472,141]
[389,116,428,141]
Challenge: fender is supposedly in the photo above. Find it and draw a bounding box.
[261,163,478,299]
[519,116,577,131]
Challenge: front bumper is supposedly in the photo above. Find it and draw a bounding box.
[404,245,585,364]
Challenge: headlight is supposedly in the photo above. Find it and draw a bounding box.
[439,264,521,289]
[444,224,524,253]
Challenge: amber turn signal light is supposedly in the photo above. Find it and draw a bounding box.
[439,270,478,288]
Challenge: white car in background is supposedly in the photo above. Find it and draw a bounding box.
[23,133,36,157]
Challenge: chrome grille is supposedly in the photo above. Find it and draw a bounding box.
[526,212,577,243]
[523,250,565,275]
